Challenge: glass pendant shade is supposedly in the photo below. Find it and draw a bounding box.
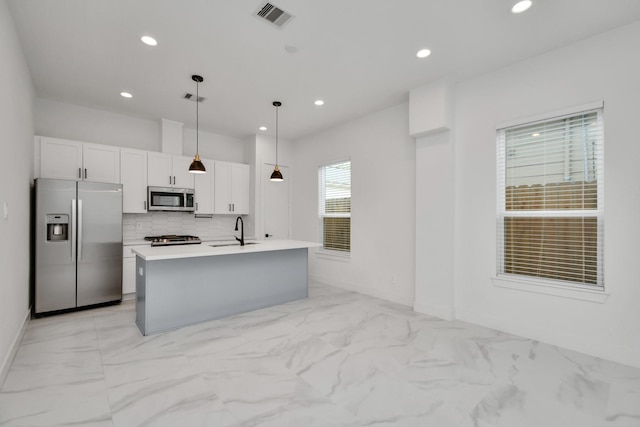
[271,101,283,182]
[189,74,206,174]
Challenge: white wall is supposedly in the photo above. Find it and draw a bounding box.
[183,127,247,163]
[36,98,161,151]
[292,103,416,305]
[452,21,640,367]
[36,98,248,163]
[414,130,455,319]
[0,0,35,385]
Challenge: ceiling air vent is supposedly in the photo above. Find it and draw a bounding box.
[255,2,294,29]
[183,93,206,103]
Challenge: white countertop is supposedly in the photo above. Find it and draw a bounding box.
[132,239,321,261]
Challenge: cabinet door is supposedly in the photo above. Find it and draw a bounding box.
[214,161,232,214]
[194,158,214,215]
[120,148,148,213]
[83,143,120,183]
[40,137,83,180]
[231,163,250,214]
[172,155,195,189]
[147,152,173,187]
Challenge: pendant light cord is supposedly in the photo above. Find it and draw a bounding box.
[275,105,279,165]
[196,80,199,155]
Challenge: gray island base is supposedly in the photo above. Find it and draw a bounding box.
[135,246,311,335]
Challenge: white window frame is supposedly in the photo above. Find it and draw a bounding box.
[318,159,351,258]
[495,102,605,294]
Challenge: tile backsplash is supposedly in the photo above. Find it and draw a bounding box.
[123,212,243,241]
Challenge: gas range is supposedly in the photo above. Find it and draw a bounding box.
[144,235,202,247]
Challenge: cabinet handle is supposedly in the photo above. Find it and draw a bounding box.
[195,202,198,211]
[173,176,176,185]
[232,203,235,212]
[84,168,87,180]
[78,168,82,179]
[143,201,147,210]
[228,204,231,212]
[169,176,172,185]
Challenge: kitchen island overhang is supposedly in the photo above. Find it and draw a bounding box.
[133,240,320,336]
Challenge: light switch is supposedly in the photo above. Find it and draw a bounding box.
[138,267,144,276]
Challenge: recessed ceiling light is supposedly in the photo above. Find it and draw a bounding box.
[532,133,540,137]
[140,36,158,46]
[511,1,532,14]
[259,126,267,131]
[314,100,325,106]
[120,92,133,98]
[416,49,431,59]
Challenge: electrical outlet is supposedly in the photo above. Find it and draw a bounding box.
[135,222,143,230]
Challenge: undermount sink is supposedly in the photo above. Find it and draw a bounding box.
[209,242,259,248]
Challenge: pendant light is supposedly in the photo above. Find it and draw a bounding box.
[270,101,284,182]
[188,74,206,174]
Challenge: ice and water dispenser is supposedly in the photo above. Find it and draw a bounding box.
[45,214,69,241]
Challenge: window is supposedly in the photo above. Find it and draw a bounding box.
[496,106,604,289]
[319,160,351,253]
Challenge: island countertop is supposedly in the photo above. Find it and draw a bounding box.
[132,239,321,261]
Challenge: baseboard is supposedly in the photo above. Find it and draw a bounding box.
[456,307,640,369]
[413,301,455,321]
[0,308,30,388]
[122,292,136,301]
[309,275,413,307]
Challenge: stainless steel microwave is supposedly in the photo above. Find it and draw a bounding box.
[147,186,195,212]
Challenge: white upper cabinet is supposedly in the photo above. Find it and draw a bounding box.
[39,137,119,183]
[39,137,83,180]
[213,161,231,214]
[37,137,251,216]
[147,152,173,187]
[172,155,195,189]
[82,142,120,183]
[120,148,148,213]
[231,162,250,214]
[214,161,249,214]
[193,158,214,215]
[147,152,194,188]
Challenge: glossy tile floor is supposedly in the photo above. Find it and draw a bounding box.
[1,283,639,427]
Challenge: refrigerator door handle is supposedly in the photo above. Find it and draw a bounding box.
[71,199,77,261]
[78,199,83,260]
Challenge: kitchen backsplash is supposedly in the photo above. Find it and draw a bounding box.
[123,212,241,241]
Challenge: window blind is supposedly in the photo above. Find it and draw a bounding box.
[497,108,604,288]
[319,160,351,252]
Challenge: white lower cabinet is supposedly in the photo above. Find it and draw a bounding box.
[122,245,149,295]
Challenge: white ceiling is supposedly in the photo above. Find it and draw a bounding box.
[8,0,640,140]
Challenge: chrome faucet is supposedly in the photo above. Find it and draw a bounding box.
[234,216,244,246]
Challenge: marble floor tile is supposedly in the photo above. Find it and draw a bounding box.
[1,283,639,427]
[0,378,113,427]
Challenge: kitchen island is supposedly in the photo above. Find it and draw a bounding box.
[133,240,320,335]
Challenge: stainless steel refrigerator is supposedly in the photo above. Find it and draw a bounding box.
[35,178,123,314]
